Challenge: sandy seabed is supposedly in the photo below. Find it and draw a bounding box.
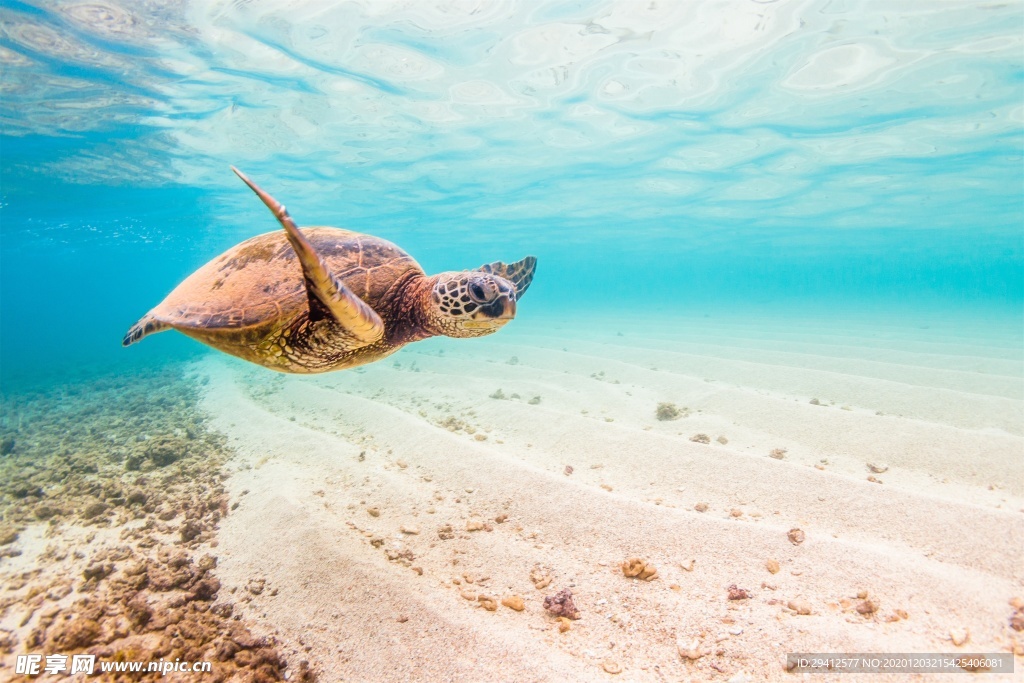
[198,312,1024,682]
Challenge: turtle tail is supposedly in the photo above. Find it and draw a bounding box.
[122,315,170,347]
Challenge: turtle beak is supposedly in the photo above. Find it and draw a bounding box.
[461,294,516,331]
[496,295,515,320]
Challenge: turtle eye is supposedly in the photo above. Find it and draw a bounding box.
[468,282,488,303]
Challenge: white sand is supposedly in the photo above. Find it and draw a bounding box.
[199,312,1023,682]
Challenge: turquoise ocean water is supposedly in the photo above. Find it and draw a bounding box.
[0,0,1021,388]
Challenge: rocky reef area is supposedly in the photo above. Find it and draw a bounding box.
[0,365,312,681]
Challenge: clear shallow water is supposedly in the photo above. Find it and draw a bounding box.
[1,0,1022,387]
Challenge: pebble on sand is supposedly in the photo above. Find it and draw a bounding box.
[766,559,780,574]
[787,528,805,545]
[677,638,703,660]
[501,595,525,611]
[787,598,812,615]
[400,525,419,535]
[949,628,970,646]
[689,433,710,444]
[1010,597,1024,631]
[769,448,786,460]
[601,659,622,674]
[855,598,879,615]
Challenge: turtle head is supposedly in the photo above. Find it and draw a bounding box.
[419,256,536,339]
[427,270,518,338]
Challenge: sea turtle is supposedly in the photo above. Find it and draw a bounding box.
[123,167,536,373]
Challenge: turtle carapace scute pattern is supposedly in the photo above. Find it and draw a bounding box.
[123,167,537,374]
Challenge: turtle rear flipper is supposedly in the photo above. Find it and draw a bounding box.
[231,166,385,345]
[480,256,537,299]
[123,315,170,346]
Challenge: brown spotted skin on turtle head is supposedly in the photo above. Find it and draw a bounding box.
[425,270,519,338]
[121,168,537,374]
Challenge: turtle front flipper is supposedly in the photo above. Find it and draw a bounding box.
[231,167,385,345]
[480,256,537,299]
[122,315,170,346]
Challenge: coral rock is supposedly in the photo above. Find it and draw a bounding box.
[656,403,681,421]
[543,589,580,620]
[530,568,552,590]
[621,557,658,581]
[83,562,115,582]
[180,520,202,543]
[728,584,751,600]
[50,617,101,650]
[82,502,108,520]
[191,577,221,601]
[0,526,18,545]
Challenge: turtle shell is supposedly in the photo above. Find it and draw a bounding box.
[150,227,424,332]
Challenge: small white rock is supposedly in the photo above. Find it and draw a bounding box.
[400,525,419,535]
[950,628,969,646]
[677,638,702,660]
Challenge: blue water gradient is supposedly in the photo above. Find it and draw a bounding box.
[1,0,1021,388]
